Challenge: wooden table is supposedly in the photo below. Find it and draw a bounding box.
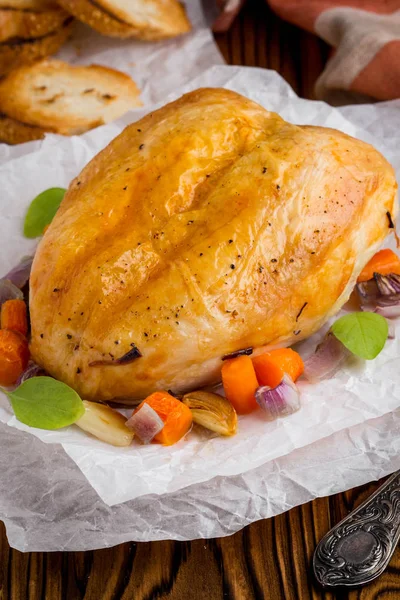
[1,2,399,599]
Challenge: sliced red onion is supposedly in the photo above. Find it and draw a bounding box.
[303,333,351,383]
[0,278,24,306]
[255,374,300,419]
[376,305,400,319]
[356,279,379,304]
[374,273,400,295]
[376,294,400,308]
[126,403,164,444]
[4,255,33,289]
[15,361,45,387]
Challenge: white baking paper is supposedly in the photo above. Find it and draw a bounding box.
[1,32,400,547]
[1,63,400,508]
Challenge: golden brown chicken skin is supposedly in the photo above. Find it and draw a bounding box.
[29,88,397,403]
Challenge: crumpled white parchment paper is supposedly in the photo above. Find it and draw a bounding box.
[0,6,400,549]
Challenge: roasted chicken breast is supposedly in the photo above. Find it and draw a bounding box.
[29,88,397,402]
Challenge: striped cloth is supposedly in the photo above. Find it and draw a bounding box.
[213,0,400,103]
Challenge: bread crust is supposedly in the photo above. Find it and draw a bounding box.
[0,0,57,9]
[57,0,191,40]
[0,18,73,76]
[0,6,69,43]
[0,112,47,143]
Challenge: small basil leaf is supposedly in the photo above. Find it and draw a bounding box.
[6,376,84,430]
[23,187,66,238]
[331,312,388,360]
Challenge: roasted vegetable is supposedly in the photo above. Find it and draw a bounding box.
[182,390,237,436]
[221,355,258,414]
[76,400,134,447]
[1,299,28,336]
[0,329,29,386]
[137,391,193,446]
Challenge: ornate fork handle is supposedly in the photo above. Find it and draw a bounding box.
[313,470,400,588]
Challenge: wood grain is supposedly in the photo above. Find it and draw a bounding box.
[1,2,398,600]
[2,478,400,599]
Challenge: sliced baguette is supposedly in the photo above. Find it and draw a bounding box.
[0,18,73,76]
[57,0,191,40]
[0,5,69,43]
[0,0,57,8]
[0,112,47,143]
[0,58,142,143]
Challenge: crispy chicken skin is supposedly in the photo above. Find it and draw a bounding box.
[29,88,397,403]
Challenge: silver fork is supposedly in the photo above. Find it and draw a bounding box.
[313,470,400,588]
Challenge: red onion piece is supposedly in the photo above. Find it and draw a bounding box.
[374,273,400,296]
[376,294,400,308]
[303,333,351,383]
[4,255,33,289]
[0,278,24,306]
[376,305,400,319]
[356,279,379,304]
[15,361,46,387]
[255,374,300,420]
[126,403,164,444]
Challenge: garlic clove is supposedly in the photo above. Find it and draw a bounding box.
[76,400,134,447]
[182,390,237,436]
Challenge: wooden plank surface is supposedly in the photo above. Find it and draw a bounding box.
[1,2,399,599]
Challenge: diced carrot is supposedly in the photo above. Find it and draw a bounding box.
[0,329,30,386]
[252,354,284,388]
[253,348,304,388]
[1,299,28,336]
[358,249,400,283]
[221,355,259,414]
[138,391,193,446]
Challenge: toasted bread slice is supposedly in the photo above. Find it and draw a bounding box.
[0,112,47,143]
[0,18,73,76]
[0,58,142,143]
[0,5,69,43]
[0,0,57,8]
[57,0,191,40]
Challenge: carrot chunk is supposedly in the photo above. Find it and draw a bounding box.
[358,249,400,283]
[221,355,259,414]
[253,348,304,387]
[1,299,28,336]
[0,329,29,386]
[138,391,193,446]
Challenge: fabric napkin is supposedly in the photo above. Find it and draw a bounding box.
[215,0,400,103]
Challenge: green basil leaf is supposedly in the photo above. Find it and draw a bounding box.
[331,312,388,360]
[23,187,66,238]
[7,376,84,430]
